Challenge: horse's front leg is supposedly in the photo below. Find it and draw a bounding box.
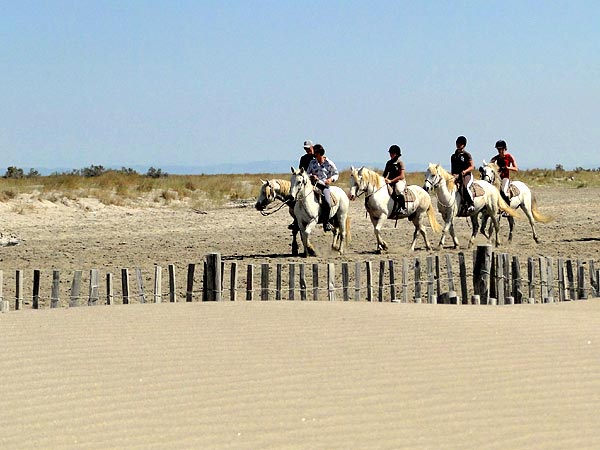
[508,216,516,242]
[291,229,299,256]
[480,215,489,238]
[489,214,502,247]
[411,213,430,251]
[467,215,480,248]
[370,214,387,253]
[303,220,318,257]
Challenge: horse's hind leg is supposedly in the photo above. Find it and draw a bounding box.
[521,205,539,243]
[291,230,299,256]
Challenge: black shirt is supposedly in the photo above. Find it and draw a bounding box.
[299,153,315,171]
[383,156,404,183]
[451,150,473,175]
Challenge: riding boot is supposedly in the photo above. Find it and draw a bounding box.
[397,193,407,216]
[321,204,332,232]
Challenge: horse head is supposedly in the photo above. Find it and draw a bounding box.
[289,167,309,200]
[423,163,440,192]
[255,179,275,211]
[348,166,363,200]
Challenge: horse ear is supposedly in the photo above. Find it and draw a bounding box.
[290,166,295,173]
[260,178,266,184]
[350,165,354,171]
[482,159,487,166]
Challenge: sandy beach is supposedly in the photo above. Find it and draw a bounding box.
[0,184,599,448]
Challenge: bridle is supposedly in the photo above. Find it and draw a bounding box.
[257,180,293,216]
[424,170,456,209]
[291,173,315,203]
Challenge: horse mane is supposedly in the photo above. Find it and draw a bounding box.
[429,163,456,191]
[359,167,385,189]
[274,179,291,197]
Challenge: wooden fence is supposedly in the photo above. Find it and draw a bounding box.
[1,245,598,312]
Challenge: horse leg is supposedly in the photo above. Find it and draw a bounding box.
[467,215,480,249]
[412,214,430,251]
[370,215,387,253]
[521,204,539,243]
[291,229,299,256]
[480,215,489,238]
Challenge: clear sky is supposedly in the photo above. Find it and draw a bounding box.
[2,1,599,172]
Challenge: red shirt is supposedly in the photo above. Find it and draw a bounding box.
[491,153,516,179]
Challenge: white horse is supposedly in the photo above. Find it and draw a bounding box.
[289,167,350,257]
[254,178,301,256]
[423,163,517,248]
[479,161,552,243]
[348,166,441,252]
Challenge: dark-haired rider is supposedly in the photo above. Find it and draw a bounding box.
[451,135,475,214]
[490,139,518,204]
[383,144,407,217]
[306,144,339,232]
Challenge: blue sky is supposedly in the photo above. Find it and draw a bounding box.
[2,1,599,172]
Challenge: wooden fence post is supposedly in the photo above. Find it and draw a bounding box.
[378,260,385,302]
[299,264,306,301]
[414,257,422,303]
[539,257,548,302]
[511,256,523,304]
[458,252,468,304]
[205,253,222,301]
[354,262,361,301]
[389,260,397,303]
[327,263,335,301]
[0,271,7,313]
[496,253,504,305]
[426,256,435,304]
[230,262,238,301]
[106,273,114,305]
[186,263,195,302]
[312,264,319,301]
[70,270,82,307]
[168,264,176,302]
[51,270,60,308]
[473,245,492,305]
[89,269,99,306]
[16,270,24,310]
[288,263,295,301]
[527,257,536,303]
[261,263,269,301]
[589,260,597,297]
[402,258,409,303]
[577,260,587,300]
[566,260,576,300]
[342,262,350,301]
[154,266,162,303]
[246,264,254,301]
[546,257,554,303]
[135,268,146,304]
[32,269,41,309]
[557,258,565,302]
[366,261,373,302]
[122,268,130,304]
[276,264,282,301]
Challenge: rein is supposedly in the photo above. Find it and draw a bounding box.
[426,173,457,208]
[259,198,293,216]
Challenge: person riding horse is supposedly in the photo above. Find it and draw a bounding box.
[450,135,475,215]
[306,144,339,232]
[383,144,407,217]
[489,139,518,204]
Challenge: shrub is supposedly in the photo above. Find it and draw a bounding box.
[147,167,168,178]
[4,166,24,179]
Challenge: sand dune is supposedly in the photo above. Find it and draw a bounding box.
[1,300,599,449]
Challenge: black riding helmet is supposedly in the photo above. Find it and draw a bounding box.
[388,145,401,156]
[456,136,467,147]
[495,140,507,149]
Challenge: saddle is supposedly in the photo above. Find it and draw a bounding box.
[387,187,415,220]
[508,183,520,198]
[456,183,484,217]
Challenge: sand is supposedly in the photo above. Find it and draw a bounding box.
[0,185,599,448]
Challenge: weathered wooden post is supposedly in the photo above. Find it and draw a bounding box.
[527,257,536,303]
[70,270,82,307]
[378,260,385,302]
[168,264,177,302]
[445,254,458,304]
[16,270,24,310]
[229,262,238,301]
[366,261,373,302]
[246,264,254,301]
[299,263,307,301]
[288,262,296,300]
[354,262,361,301]
[389,260,397,303]
[502,253,510,299]
[473,245,492,305]
[276,264,282,301]
[89,269,99,306]
[51,270,60,308]
[342,262,350,301]
[0,270,7,313]
[106,273,114,305]
[458,252,468,304]
[511,256,523,304]
[426,256,435,304]
[566,259,576,300]
[557,258,566,302]
[577,260,587,300]
[312,263,319,301]
[546,257,554,303]
[495,253,504,305]
[204,253,222,301]
[154,266,162,303]
[589,260,597,297]
[327,263,335,301]
[539,257,548,302]
[402,257,409,303]
[135,268,145,304]
[32,269,41,309]
[185,264,195,302]
[261,263,269,301]
[414,257,422,303]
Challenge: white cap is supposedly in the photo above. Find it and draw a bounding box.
[303,140,313,149]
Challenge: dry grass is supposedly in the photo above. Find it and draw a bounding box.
[0,168,598,209]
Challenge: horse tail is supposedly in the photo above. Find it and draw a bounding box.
[531,195,553,223]
[426,203,442,233]
[497,194,519,217]
[345,216,351,243]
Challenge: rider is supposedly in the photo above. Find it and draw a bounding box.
[306,144,339,232]
[383,144,407,217]
[450,135,475,214]
[490,139,518,204]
